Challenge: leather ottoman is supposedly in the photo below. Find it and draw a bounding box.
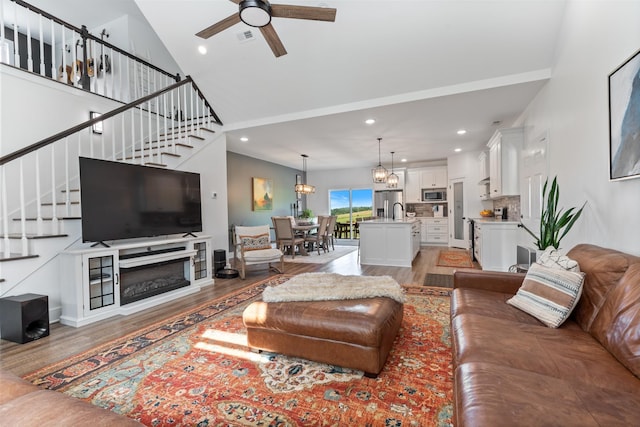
[242,297,403,377]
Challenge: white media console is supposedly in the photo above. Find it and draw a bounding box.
[59,235,213,327]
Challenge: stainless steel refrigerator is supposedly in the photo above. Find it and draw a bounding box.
[374,190,404,219]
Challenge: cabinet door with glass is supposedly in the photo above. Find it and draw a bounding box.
[83,251,119,316]
[190,238,212,286]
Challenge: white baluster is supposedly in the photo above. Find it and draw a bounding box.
[148,97,153,162]
[89,121,94,157]
[50,145,59,234]
[2,166,10,258]
[64,137,70,217]
[50,20,56,79]
[131,109,136,163]
[35,151,43,235]
[26,11,33,71]
[121,113,126,162]
[38,15,45,76]
[162,92,168,152]
[170,88,176,153]
[19,159,28,256]
[111,117,116,161]
[140,106,145,165]
[13,5,20,67]
[61,26,67,84]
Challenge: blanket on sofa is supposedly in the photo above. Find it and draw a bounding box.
[262,272,406,303]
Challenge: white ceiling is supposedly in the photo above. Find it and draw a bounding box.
[41,0,569,171]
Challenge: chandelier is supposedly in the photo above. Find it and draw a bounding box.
[387,151,399,188]
[371,137,388,183]
[295,154,316,195]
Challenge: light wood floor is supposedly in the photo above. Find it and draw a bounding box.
[0,246,477,377]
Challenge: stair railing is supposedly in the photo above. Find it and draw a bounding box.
[0,0,180,105]
[0,76,222,258]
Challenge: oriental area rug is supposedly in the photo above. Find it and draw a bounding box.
[436,250,474,268]
[25,275,453,427]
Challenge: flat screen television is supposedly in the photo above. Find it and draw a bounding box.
[79,157,202,243]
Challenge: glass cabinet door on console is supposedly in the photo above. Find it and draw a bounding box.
[190,238,212,286]
[83,251,119,317]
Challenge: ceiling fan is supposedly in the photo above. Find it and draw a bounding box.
[196,0,337,57]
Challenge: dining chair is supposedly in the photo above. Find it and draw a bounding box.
[233,225,284,279]
[272,216,305,258]
[324,215,337,251]
[304,215,330,255]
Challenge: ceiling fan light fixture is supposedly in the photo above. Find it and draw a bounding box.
[239,0,272,28]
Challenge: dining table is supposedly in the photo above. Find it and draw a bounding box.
[292,223,319,255]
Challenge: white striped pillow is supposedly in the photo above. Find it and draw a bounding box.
[507,263,585,328]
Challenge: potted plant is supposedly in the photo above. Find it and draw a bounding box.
[520,176,586,250]
[298,209,317,224]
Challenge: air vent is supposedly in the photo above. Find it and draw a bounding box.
[237,30,255,43]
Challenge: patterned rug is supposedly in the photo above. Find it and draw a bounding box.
[283,245,357,264]
[436,250,474,268]
[25,276,453,426]
[424,273,454,288]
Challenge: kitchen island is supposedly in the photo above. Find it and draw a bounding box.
[472,218,519,271]
[359,218,421,267]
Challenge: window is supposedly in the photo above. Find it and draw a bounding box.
[329,188,373,239]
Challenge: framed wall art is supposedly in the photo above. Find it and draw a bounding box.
[252,177,273,211]
[609,47,640,181]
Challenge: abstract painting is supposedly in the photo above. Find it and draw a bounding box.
[252,177,273,211]
[609,48,640,181]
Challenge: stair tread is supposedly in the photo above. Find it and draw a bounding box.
[5,233,69,239]
[0,253,39,262]
[145,162,167,167]
[13,217,80,221]
[200,127,215,133]
[41,201,80,206]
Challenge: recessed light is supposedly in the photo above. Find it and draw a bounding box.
[457,129,466,135]
[240,137,249,142]
[401,158,407,162]
[454,148,462,152]
[198,45,207,55]
[365,119,376,125]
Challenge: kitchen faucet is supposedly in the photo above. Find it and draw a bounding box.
[392,202,404,220]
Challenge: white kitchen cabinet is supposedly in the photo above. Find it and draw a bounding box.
[421,167,448,188]
[406,167,448,203]
[406,170,422,203]
[422,217,449,245]
[474,221,518,271]
[487,128,523,198]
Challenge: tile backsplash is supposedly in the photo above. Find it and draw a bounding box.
[492,196,521,221]
[406,203,448,218]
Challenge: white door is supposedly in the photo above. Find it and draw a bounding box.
[520,131,549,247]
[449,178,467,248]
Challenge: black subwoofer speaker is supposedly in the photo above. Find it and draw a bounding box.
[0,293,49,344]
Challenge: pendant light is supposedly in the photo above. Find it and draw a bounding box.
[372,137,388,183]
[387,151,399,188]
[295,154,316,195]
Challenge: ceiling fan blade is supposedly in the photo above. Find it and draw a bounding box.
[196,13,241,39]
[260,24,287,57]
[229,0,240,3]
[271,4,337,22]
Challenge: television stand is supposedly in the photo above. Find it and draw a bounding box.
[59,235,213,327]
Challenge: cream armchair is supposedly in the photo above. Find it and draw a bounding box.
[233,225,284,279]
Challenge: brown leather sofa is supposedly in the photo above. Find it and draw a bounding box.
[0,369,141,426]
[451,244,640,426]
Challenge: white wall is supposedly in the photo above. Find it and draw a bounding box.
[307,167,376,216]
[516,0,640,255]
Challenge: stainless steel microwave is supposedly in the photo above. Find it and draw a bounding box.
[422,189,446,202]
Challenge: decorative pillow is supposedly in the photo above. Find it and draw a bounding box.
[507,262,585,328]
[239,233,271,251]
[537,247,580,272]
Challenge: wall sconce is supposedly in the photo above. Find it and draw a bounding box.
[90,111,103,134]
